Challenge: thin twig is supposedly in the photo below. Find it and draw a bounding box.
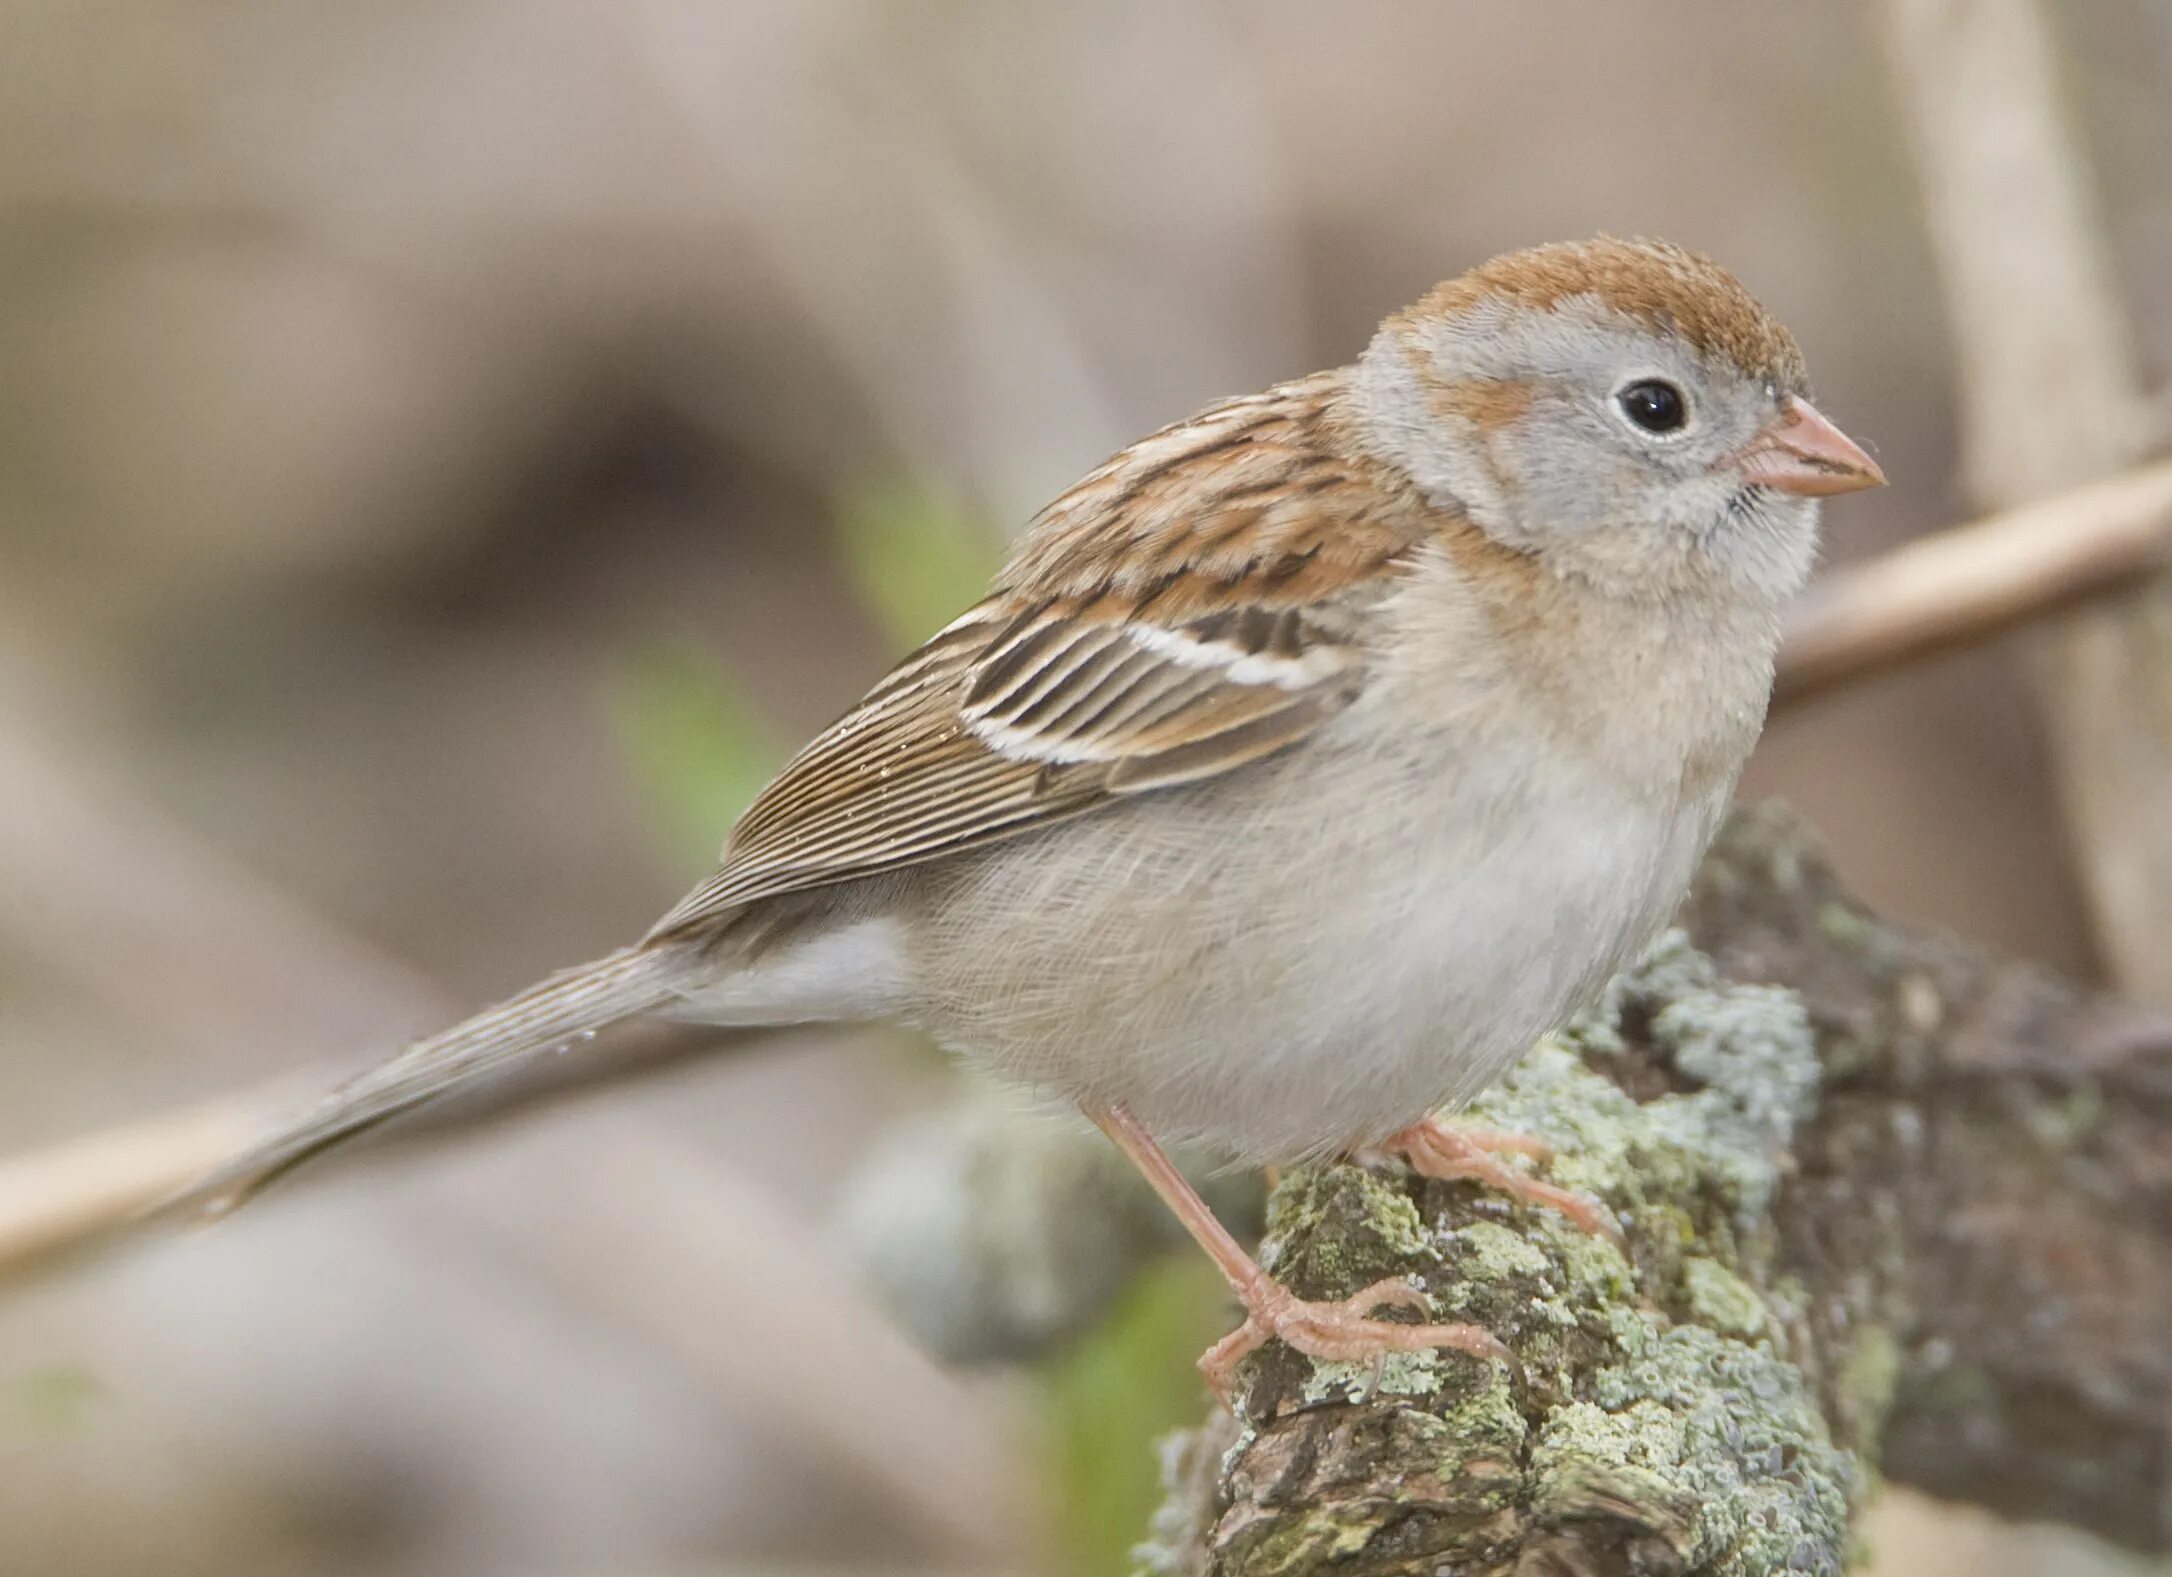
[0,1094,272,1276]
[1774,460,2172,709]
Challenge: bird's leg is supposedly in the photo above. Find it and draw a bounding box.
[1088,1103,1508,1406]
[1376,1116,1623,1246]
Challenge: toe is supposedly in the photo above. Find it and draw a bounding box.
[1197,1315,1270,1409]
[1342,1277,1430,1318]
[1278,1307,1511,1367]
[1511,1175,1627,1247]
[1455,1124,1554,1161]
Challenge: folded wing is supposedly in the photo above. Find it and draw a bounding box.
[649,372,1426,937]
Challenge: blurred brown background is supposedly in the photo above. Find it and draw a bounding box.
[2,3,2168,1574]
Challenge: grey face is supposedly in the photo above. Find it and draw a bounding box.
[1357,295,1824,604]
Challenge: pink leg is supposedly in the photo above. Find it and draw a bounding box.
[1089,1104,1509,1406]
[1378,1116,1623,1246]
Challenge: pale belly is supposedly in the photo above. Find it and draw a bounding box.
[896,735,1727,1163]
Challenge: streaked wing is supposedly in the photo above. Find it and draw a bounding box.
[648,372,1425,937]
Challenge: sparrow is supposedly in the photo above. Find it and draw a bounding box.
[185,236,1883,1398]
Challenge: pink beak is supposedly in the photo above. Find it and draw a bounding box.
[1733,396,1885,497]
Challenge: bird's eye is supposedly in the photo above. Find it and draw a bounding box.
[1617,379,1689,435]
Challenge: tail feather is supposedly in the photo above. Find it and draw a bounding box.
[176,944,685,1217]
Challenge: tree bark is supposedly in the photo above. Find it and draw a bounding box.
[1138,803,2172,1575]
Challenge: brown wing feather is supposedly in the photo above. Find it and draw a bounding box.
[647,372,1431,939]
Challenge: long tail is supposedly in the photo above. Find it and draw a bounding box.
[175,944,687,1218]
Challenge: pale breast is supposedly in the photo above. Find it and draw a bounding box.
[896,701,1731,1163]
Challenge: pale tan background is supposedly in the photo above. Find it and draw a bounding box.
[3,3,2168,1574]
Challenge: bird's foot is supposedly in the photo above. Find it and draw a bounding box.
[1198,1274,1509,1406]
[1378,1116,1624,1247]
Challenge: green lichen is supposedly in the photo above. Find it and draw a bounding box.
[1225,1511,1373,1575]
[1573,928,1729,1046]
[1296,1347,1454,1405]
[1261,1163,1437,1299]
[1424,1216,1632,1396]
[1533,1309,1852,1575]
[1426,1375,1529,1486]
[1684,1256,1769,1339]
[1461,1037,1647,1176]
[1446,1218,1554,1283]
[1654,985,1822,1160]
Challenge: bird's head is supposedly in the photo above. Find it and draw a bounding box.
[1354,236,1882,604]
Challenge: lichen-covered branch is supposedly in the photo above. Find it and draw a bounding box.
[1687,804,2172,1551]
[1138,803,2172,1575]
